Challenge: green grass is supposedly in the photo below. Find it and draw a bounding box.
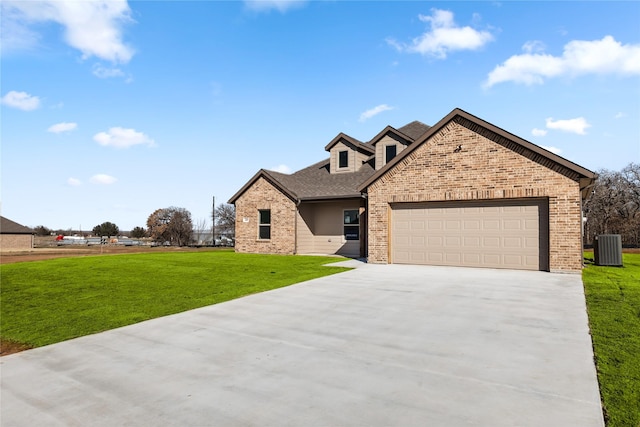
[583,252,640,427]
[0,252,349,348]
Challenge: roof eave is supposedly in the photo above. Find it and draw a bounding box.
[358,108,597,192]
[324,133,375,155]
[228,169,298,204]
[299,194,364,202]
[368,126,414,146]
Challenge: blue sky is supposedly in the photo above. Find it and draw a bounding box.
[2,1,639,231]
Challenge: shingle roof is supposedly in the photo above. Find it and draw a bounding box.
[269,159,376,200]
[228,159,376,204]
[397,121,431,141]
[1,216,33,234]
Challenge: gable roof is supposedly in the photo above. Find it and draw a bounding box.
[367,126,414,146]
[358,108,597,197]
[228,160,375,204]
[1,216,34,234]
[324,133,375,154]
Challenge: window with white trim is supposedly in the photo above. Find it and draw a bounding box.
[258,209,271,239]
[343,209,359,240]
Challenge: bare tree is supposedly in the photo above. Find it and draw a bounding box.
[147,207,193,246]
[215,203,235,239]
[584,163,640,246]
[193,217,211,245]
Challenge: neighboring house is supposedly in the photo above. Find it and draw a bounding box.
[229,108,597,272]
[0,216,34,251]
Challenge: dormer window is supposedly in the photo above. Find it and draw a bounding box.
[338,150,349,168]
[385,145,397,164]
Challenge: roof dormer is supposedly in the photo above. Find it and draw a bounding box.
[368,126,414,170]
[325,133,374,174]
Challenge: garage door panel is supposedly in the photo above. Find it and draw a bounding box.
[411,236,425,246]
[445,221,460,230]
[428,220,442,230]
[392,200,548,271]
[483,220,500,230]
[428,236,443,246]
[504,237,523,248]
[503,219,523,230]
[463,220,480,230]
[463,236,480,247]
[445,236,461,247]
[483,237,501,247]
[396,220,409,230]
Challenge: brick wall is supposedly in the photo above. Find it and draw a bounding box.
[234,177,296,254]
[366,119,584,272]
[0,234,33,251]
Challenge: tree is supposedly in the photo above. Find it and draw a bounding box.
[33,225,52,236]
[147,207,193,246]
[584,162,640,246]
[130,226,146,238]
[92,221,119,237]
[215,203,235,239]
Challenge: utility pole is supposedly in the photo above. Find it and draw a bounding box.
[212,196,216,246]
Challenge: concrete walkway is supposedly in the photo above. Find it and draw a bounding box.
[1,263,604,426]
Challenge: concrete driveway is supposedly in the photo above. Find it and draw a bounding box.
[1,262,603,427]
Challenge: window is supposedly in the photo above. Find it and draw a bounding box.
[385,145,397,164]
[338,150,349,168]
[258,209,271,239]
[343,209,359,240]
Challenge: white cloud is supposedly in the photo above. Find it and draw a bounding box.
[93,127,156,149]
[531,128,547,137]
[485,36,640,87]
[270,164,292,174]
[90,174,117,185]
[540,145,562,155]
[614,112,627,119]
[2,0,135,63]
[1,90,40,111]
[67,177,82,186]
[359,104,395,122]
[522,40,545,54]
[387,9,494,59]
[0,6,40,53]
[48,122,77,133]
[92,64,125,79]
[244,0,306,13]
[545,117,591,135]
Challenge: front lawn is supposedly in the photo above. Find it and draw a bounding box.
[0,252,349,350]
[583,252,640,427]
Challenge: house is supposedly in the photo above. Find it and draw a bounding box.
[229,108,597,272]
[0,216,34,251]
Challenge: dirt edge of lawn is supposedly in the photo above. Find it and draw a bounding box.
[0,339,32,356]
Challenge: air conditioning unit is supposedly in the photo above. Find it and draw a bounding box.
[594,234,623,267]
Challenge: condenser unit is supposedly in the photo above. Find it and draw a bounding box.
[594,234,623,267]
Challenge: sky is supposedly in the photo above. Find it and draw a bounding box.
[1,0,639,232]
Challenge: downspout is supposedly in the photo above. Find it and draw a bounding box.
[579,179,597,266]
[294,199,301,255]
[361,192,368,259]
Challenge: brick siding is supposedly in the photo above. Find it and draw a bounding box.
[0,234,33,251]
[234,177,296,254]
[366,119,584,272]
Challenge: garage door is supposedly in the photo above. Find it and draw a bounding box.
[391,200,548,271]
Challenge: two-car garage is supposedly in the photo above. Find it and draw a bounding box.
[391,199,549,271]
